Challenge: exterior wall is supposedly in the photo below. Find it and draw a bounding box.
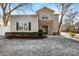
[37,9,55,21]
[37,9,59,34]
[10,7,59,35]
[52,14,59,32]
[10,15,38,32]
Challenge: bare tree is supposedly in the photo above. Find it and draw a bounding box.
[56,3,73,34]
[63,18,74,31]
[0,3,29,26]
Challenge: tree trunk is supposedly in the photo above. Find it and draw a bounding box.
[3,15,6,26]
[3,13,10,26]
[58,14,63,34]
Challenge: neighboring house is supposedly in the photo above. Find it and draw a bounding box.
[61,19,74,32]
[61,24,68,31]
[10,7,59,35]
[61,23,72,31]
[68,25,74,32]
[68,22,79,32]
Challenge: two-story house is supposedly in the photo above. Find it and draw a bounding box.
[10,7,59,35]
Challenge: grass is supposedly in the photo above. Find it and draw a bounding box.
[63,31,79,34]
[68,32,79,39]
[69,32,76,37]
[75,37,79,39]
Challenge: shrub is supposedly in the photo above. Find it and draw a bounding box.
[53,32,59,35]
[5,32,47,39]
[38,30,43,37]
[69,32,75,37]
[39,30,43,32]
[39,30,48,37]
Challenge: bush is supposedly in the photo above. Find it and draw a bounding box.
[69,32,75,37]
[38,30,43,37]
[5,32,47,39]
[39,30,43,32]
[53,32,59,35]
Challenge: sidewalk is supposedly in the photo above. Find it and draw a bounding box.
[61,32,79,42]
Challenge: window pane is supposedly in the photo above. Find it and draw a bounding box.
[42,13,49,19]
[24,23,28,30]
[18,22,23,30]
[16,22,19,30]
[29,22,31,31]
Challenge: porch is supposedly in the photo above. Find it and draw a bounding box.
[39,20,53,35]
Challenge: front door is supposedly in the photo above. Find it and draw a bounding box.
[42,26,48,33]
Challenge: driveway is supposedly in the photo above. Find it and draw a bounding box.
[0,35,79,56]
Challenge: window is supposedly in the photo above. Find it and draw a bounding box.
[18,22,23,30]
[42,13,49,19]
[29,22,31,31]
[16,22,19,30]
[16,22,31,31]
[24,23,28,30]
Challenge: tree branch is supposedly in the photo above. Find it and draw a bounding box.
[9,3,28,14]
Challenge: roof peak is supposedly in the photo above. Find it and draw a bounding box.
[36,6,55,13]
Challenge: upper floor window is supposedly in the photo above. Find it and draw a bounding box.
[42,13,49,19]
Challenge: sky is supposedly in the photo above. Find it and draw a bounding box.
[0,3,59,17]
[11,3,60,15]
[0,3,79,22]
[0,3,60,21]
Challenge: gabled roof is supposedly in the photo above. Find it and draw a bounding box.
[36,7,55,13]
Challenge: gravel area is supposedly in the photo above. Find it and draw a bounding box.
[0,35,79,56]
